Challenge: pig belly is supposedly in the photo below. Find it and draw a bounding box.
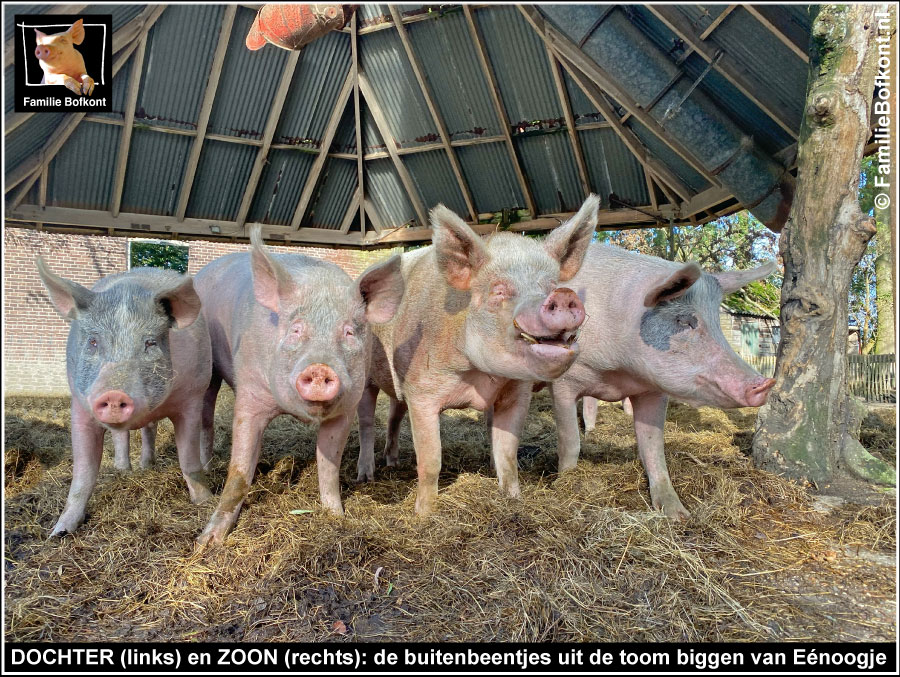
[440,371,510,412]
[580,369,654,403]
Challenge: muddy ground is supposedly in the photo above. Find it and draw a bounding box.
[4,390,896,642]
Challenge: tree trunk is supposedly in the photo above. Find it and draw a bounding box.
[874,214,894,353]
[752,5,895,487]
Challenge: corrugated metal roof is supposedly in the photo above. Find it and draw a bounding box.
[185,140,256,221]
[562,69,605,127]
[307,157,357,229]
[5,65,16,114]
[626,118,711,195]
[248,148,315,225]
[331,101,357,154]
[517,132,583,214]
[579,127,650,207]
[46,120,120,210]
[357,4,391,28]
[406,10,501,141]
[275,30,351,148]
[133,4,224,131]
[120,128,191,215]
[6,111,66,170]
[359,27,435,149]
[206,5,289,139]
[366,157,417,227]
[405,149,467,215]
[94,47,132,120]
[456,142,525,213]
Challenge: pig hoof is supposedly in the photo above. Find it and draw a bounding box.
[654,496,691,521]
[114,462,132,473]
[50,517,82,537]
[195,530,222,548]
[140,458,155,470]
[82,77,94,96]
[384,456,398,468]
[355,471,373,483]
[189,486,214,505]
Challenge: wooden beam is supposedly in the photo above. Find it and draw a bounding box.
[176,5,236,221]
[235,49,301,228]
[463,6,536,217]
[6,204,367,246]
[643,167,658,211]
[546,46,591,197]
[290,68,355,229]
[744,5,810,63]
[357,71,428,226]
[557,53,695,203]
[351,10,365,234]
[647,5,799,139]
[5,37,142,200]
[390,4,477,222]
[521,6,725,190]
[699,5,737,40]
[340,187,362,235]
[4,4,88,69]
[364,198,386,233]
[109,31,149,217]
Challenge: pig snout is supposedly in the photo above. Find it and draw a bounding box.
[515,288,585,338]
[296,364,341,402]
[35,45,53,61]
[93,390,135,424]
[744,377,776,407]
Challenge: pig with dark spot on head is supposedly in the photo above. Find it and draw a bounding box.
[549,245,777,519]
[36,260,213,537]
[355,196,599,513]
[193,225,404,546]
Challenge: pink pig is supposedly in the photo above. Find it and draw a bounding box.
[34,18,94,96]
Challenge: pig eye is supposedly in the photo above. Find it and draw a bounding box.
[676,313,698,329]
[144,338,157,350]
[344,327,355,338]
[88,337,97,348]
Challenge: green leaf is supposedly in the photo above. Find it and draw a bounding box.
[386,582,394,595]
[289,509,314,515]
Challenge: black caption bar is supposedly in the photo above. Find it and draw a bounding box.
[3,642,897,674]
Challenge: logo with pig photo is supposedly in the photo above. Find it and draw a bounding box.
[14,14,112,113]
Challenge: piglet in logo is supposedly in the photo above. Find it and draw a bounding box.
[34,18,94,95]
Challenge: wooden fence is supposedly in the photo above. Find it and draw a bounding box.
[742,353,895,404]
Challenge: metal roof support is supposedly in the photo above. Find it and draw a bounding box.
[463,6,537,218]
[389,5,478,222]
[176,5,236,222]
[647,5,799,139]
[546,46,591,198]
[743,5,810,63]
[6,36,143,205]
[235,49,302,228]
[557,53,694,203]
[109,31,149,217]
[351,10,365,233]
[290,68,355,229]
[357,71,428,227]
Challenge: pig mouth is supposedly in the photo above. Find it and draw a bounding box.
[514,319,578,356]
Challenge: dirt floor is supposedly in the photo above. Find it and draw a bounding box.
[4,390,896,642]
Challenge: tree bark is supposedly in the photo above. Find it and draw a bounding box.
[752,5,895,487]
[874,214,895,353]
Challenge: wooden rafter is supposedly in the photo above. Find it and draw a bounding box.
[546,46,591,198]
[235,49,301,228]
[463,6,536,217]
[744,5,810,63]
[340,186,362,235]
[647,5,799,139]
[351,10,365,233]
[358,71,428,226]
[289,68,355,229]
[520,6,723,191]
[109,31,149,217]
[389,4,477,222]
[699,5,737,40]
[176,5,236,222]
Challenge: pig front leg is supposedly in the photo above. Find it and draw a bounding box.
[196,399,273,546]
[582,396,598,433]
[80,74,94,95]
[61,74,83,96]
[317,414,352,514]
[356,384,378,482]
[51,402,105,536]
[140,421,158,469]
[631,392,690,520]
[550,383,581,472]
[112,428,131,472]
[171,405,213,505]
[199,375,222,470]
[490,381,532,498]
[383,396,407,468]
[408,403,442,515]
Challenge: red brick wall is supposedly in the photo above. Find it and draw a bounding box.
[3,228,399,395]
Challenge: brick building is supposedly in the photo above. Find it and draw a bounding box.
[3,228,398,395]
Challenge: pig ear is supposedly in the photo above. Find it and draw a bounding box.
[36,257,95,320]
[643,262,702,307]
[34,29,47,41]
[544,194,599,281]
[68,19,85,45]
[155,276,202,329]
[712,260,778,294]
[249,225,297,313]
[355,254,405,324]
[431,204,489,291]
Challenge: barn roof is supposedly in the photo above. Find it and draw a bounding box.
[4,3,810,247]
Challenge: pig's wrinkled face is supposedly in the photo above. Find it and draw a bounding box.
[34,21,83,65]
[431,196,599,383]
[635,265,775,409]
[267,286,369,423]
